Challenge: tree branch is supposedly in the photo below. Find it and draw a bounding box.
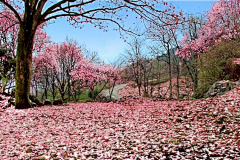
[0,0,22,23]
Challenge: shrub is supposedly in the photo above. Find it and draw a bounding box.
[194,40,240,98]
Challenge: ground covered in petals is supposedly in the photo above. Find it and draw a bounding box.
[0,88,240,159]
[119,79,194,99]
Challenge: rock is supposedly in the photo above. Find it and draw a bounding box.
[151,95,164,101]
[53,99,63,105]
[96,93,117,103]
[205,80,235,97]
[179,93,188,99]
[44,99,52,105]
[29,95,44,106]
[31,102,37,107]
[96,84,127,103]
[97,95,109,103]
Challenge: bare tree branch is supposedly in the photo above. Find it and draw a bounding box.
[0,0,22,23]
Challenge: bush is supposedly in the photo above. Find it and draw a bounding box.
[195,40,240,98]
[87,86,103,99]
[151,78,169,86]
[193,83,210,99]
[87,91,94,99]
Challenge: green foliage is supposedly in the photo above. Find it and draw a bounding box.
[87,90,93,99]
[10,58,16,65]
[150,78,169,86]
[194,40,240,98]
[171,140,180,145]
[87,85,104,99]
[77,91,92,102]
[178,98,183,101]
[1,77,8,91]
[36,85,107,103]
[189,97,197,101]
[193,83,211,99]
[217,118,224,124]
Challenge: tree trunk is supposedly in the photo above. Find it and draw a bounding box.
[183,59,199,91]
[52,75,56,100]
[168,49,173,99]
[36,85,38,97]
[137,84,141,96]
[109,80,116,100]
[15,21,37,109]
[60,92,65,101]
[45,78,48,100]
[176,64,180,100]
[193,69,198,91]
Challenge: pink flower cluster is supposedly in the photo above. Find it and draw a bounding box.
[176,0,240,59]
[32,40,121,93]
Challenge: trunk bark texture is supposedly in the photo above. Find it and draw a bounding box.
[15,14,38,109]
[168,49,173,99]
[176,64,180,100]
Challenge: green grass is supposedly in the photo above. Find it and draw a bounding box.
[33,82,124,103]
[78,90,93,102]
[150,78,169,86]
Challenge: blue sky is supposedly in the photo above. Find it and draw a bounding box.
[45,1,216,64]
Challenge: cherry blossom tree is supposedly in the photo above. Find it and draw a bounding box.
[0,0,180,109]
[177,0,240,58]
[104,65,121,100]
[0,9,18,93]
[33,39,83,101]
[54,39,83,101]
[176,16,203,92]
[0,9,18,56]
[0,9,50,94]
[176,0,240,93]
[71,61,119,100]
[32,44,59,100]
[33,39,120,102]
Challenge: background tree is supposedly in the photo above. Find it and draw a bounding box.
[176,16,203,92]
[33,39,83,101]
[0,10,17,93]
[148,25,176,99]
[0,9,50,94]
[0,0,180,109]
[32,44,59,100]
[196,40,240,98]
[123,37,144,96]
[148,46,165,84]
[176,0,240,97]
